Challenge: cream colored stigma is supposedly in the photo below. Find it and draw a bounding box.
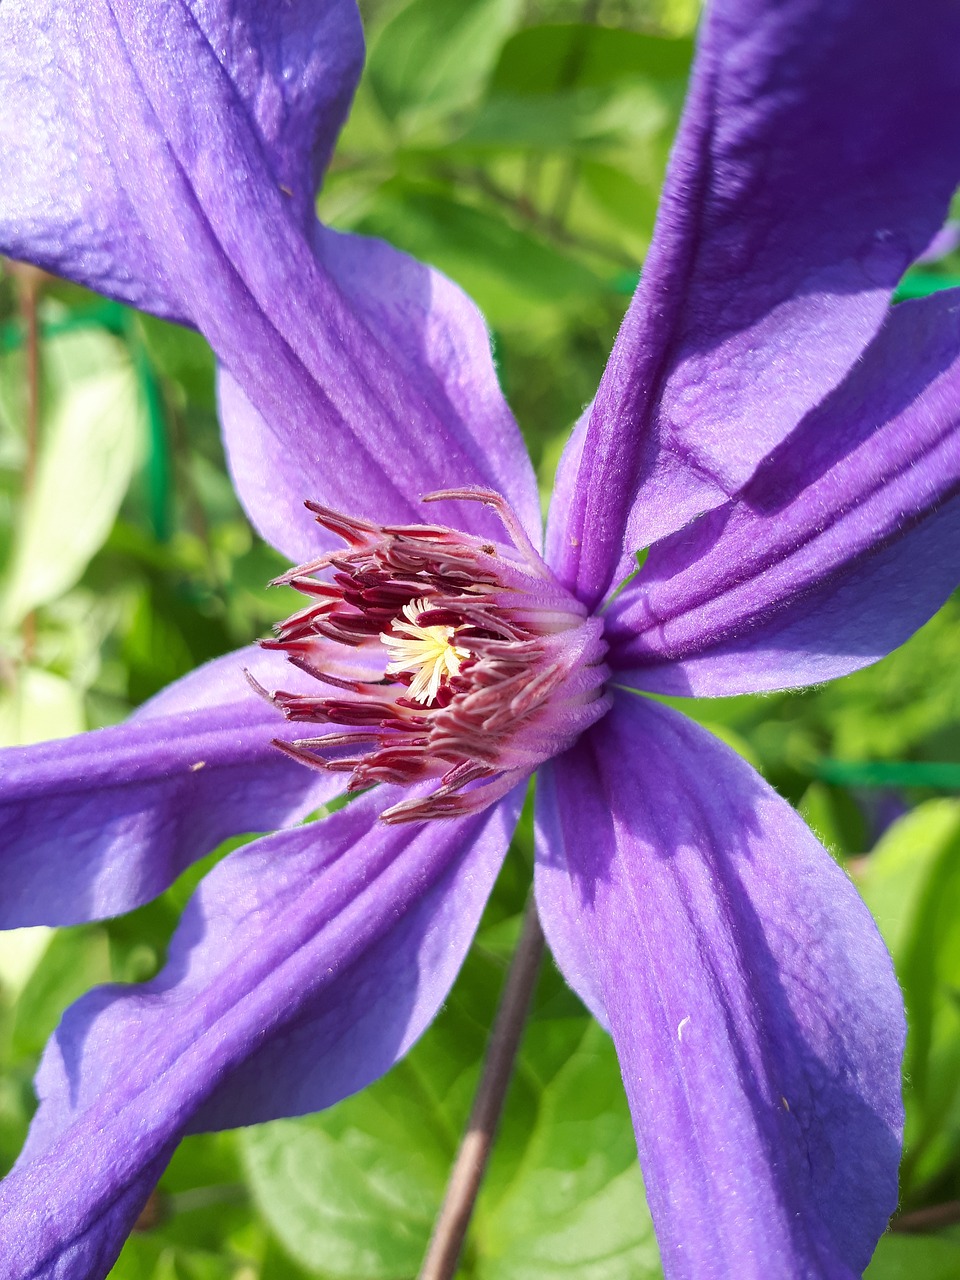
[381,597,469,705]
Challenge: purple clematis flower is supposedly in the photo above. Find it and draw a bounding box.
[2,0,960,1276]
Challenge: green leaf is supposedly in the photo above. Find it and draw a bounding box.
[578,161,661,257]
[0,926,53,1002]
[491,25,693,95]
[859,800,960,1000]
[475,1015,661,1280]
[109,1235,239,1280]
[858,802,960,1195]
[107,1126,259,1275]
[0,666,85,747]
[2,327,144,625]
[796,780,868,858]
[368,0,521,130]
[9,925,111,1062]
[241,944,496,1279]
[352,185,605,326]
[865,1230,960,1279]
[894,271,960,302]
[242,918,658,1278]
[459,83,672,153]
[136,315,215,411]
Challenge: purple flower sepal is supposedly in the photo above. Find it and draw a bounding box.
[2,1,960,1277]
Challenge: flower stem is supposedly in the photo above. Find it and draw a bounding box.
[891,1199,960,1233]
[418,897,545,1280]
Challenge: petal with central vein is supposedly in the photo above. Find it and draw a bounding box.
[0,0,362,304]
[0,646,342,927]
[218,225,540,562]
[554,0,960,605]
[1,784,522,1280]
[0,0,540,556]
[535,695,903,1280]
[605,289,960,694]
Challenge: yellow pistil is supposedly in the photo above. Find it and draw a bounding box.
[381,597,469,706]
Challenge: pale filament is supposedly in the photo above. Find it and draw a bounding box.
[381,598,470,705]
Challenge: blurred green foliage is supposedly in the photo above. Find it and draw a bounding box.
[2,0,960,1276]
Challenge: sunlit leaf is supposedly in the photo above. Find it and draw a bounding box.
[859,802,960,1197]
[0,927,52,1002]
[368,0,521,131]
[2,327,144,625]
[0,665,85,747]
[352,185,605,326]
[9,925,111,1062]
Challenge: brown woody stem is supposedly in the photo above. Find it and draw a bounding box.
[891,1199,960,1233]
[418,897,544,1280]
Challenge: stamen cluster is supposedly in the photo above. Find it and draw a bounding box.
[258,489,611,822]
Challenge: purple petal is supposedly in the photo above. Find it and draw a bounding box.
[544,404,589,574]
[552,0,960,604]
[0,2,540,556]
[0,0,362,309]
[535,694,904,1280]
[604,290,960,695]
[218,225,541,563]
[1,786,521,1280]
[0,646,340,928]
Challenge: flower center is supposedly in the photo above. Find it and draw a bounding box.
[257,487,611,822]
[380,598,470,705]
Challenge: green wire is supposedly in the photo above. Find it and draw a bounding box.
[892,271,960,301]
[816,760,960,791]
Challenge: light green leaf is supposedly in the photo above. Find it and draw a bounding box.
[858,801,960,1193]
[352,186,605,326]
[476,1015,661,1280]
[108,1237,238,1280]
[459,83,671,153]
[240,938,495,1279]
[368,0,520,131]
[9,925,111,1062]
[2,328,144,626]
[0,927,53,1002]
[243,1106,438,1280]
[0,665,85,746]
[796,780,867,859]
[858,801,960,961]
[577,161,662,257]
[656,0,702,37]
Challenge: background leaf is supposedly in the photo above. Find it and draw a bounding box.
[865,1231,960,1279]
[858,803,960,1206]
[2,325,144,626]
[367,0,522,130]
